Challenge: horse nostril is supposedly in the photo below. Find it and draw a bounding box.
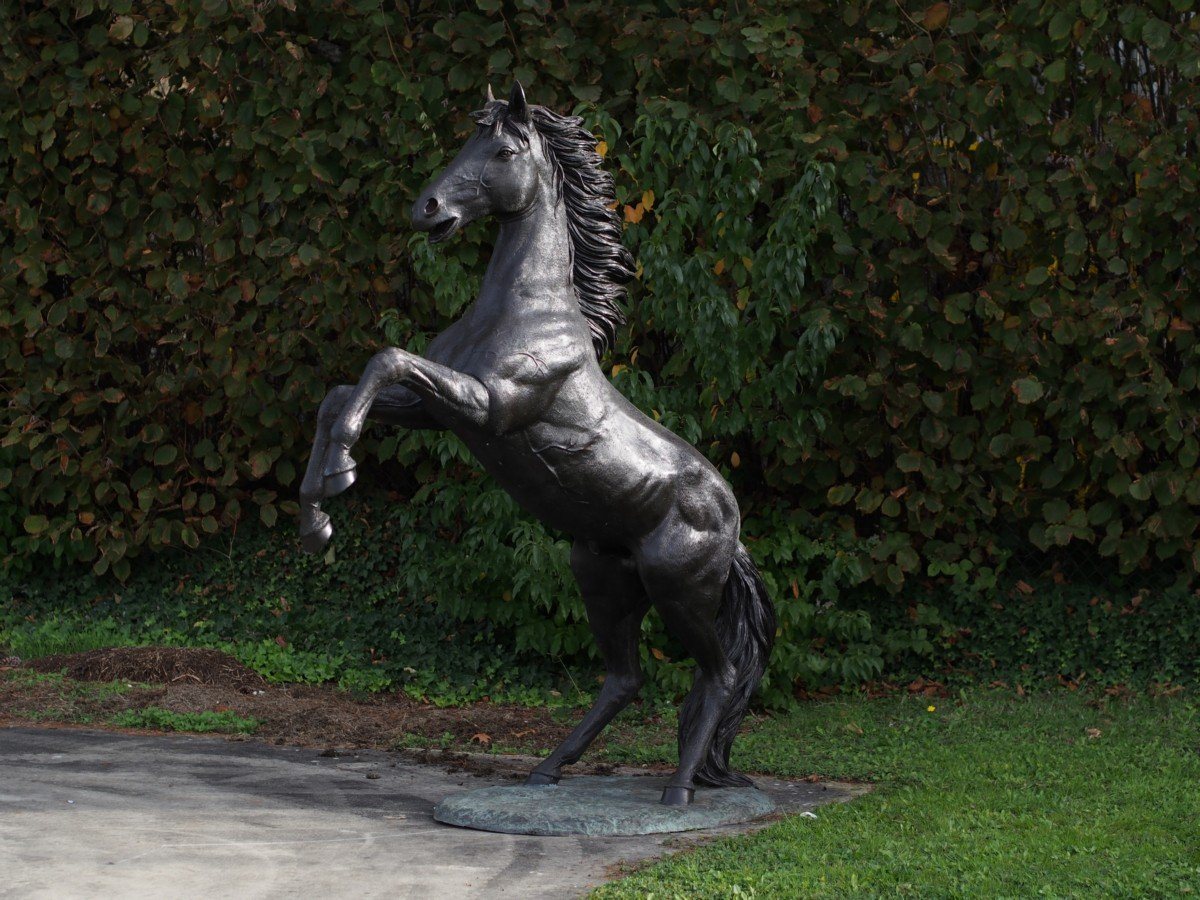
[424,197,439,216]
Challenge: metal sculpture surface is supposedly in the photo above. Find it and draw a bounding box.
[299,83,775,806]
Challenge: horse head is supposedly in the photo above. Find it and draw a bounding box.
[411,82,550,244]
[411,81,634,357]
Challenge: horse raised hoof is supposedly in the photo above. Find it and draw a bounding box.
[299,511,333,554]
[525,770,560,786]
[322,466,356,499]
[659,785,694,806]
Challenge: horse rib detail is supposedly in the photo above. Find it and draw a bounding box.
[678,543,777,788]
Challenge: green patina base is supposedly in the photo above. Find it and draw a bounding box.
[433,775,776,836]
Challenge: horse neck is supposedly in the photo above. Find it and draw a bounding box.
[479,191,575,316]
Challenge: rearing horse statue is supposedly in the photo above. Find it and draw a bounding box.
[299,83,775,806]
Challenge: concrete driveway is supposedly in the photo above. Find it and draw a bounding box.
[0,727,855,899]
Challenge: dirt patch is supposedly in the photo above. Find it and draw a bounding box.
[140,682,587,753]
[2,645,676,766]
[28,647,266,691]
[0,662,647,759]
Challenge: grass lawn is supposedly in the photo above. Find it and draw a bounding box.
[592,688,1200,898]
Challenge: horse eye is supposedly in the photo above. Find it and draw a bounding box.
[496,148,515,159]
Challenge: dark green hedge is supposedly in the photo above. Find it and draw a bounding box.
[3,1,1198,694]
[6,488,1195,704]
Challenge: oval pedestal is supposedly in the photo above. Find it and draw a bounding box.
[433,774,776,836]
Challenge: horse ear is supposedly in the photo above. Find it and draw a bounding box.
[486,83,495,103]
[507,81,531,124]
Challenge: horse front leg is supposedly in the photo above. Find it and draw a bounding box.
[299,381,442,553]
[298,384,352,553]
[323,347,490,498]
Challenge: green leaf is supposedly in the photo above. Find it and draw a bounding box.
[827,484,855,506]
[1142,18,1171,50]
[318,220,343,248]
[167,270,188,299]
[1043,499,1069,524]
[249,451,273,479]
[109,16,134,41]
[1129,478,1152,502]
[275,459,296,485]
[989,434,1015,457]
[1012,377,1044,404]
[1043,59,1067,83]
[24,515,49,535]
[213,238,236,263]
[1001,224,1027,250]
[1048,11,1075,42]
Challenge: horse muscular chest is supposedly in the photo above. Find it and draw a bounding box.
[430,307,662,535]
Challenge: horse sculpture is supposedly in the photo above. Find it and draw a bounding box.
[298,83,775,806]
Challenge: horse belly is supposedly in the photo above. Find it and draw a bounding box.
[461,424,672,542]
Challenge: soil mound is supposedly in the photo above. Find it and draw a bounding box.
[29,647,266,690]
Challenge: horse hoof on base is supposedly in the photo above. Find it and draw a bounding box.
[322,466,356,498]
[660,786,694,806]
[525,771,560,786]
[299,515,333,554]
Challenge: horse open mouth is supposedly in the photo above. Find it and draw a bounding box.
[427,216,459,243]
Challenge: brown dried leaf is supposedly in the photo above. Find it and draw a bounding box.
[923,2,951,30]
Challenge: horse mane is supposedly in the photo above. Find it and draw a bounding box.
[471,99,636,359]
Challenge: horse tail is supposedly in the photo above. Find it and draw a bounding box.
[682,542,776,788]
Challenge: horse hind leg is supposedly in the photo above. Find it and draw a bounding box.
[298,384,353,553]
[636,521,740,806]
[526,541,649,786]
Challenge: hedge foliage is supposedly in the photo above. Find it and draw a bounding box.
[4,1,1199,692]
[7,489,1196,707]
